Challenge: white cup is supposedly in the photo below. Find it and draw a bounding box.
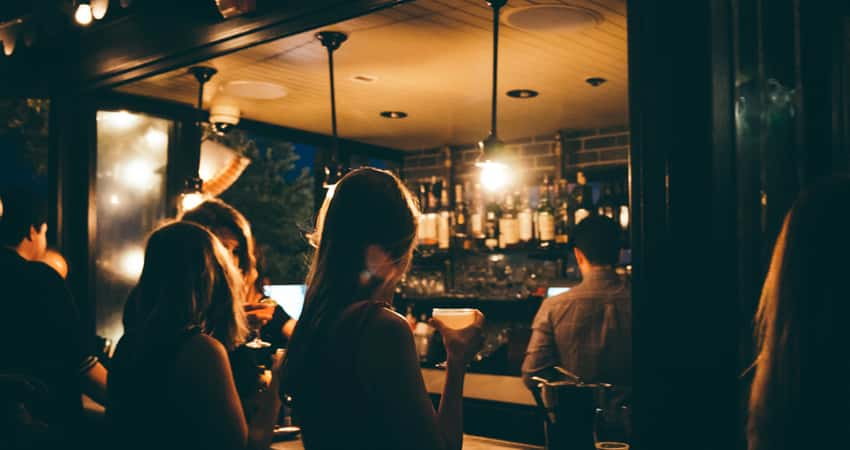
[431,308,477,330]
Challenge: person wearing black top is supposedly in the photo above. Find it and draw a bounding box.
[180,199,295,347]
[0,187,108,446]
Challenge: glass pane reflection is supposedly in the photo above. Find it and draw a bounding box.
[94,110,171,345]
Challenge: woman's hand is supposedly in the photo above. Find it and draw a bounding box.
[430,310,485,367]
[244,302,276,329]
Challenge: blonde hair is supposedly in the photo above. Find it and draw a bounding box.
[748,178,850,450]
[123,221,248,350]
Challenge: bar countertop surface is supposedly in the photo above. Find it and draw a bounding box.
[271,434,543,450]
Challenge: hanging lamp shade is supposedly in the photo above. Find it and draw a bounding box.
[475,0,512,191]
[198,139,251,197]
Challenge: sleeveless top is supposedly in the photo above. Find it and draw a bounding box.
[107,326,204,450]
[294,301,399,450]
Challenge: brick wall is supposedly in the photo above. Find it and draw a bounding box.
[401,126,629,187]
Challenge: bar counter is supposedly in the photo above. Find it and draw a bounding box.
[271,434,543,450]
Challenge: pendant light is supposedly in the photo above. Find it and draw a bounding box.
[477,0,510,192]
[180,66,217,212]
[317,30,348,192]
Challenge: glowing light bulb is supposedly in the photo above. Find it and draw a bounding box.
[109,194,120,206]
[98,110,141,131]
[118,247,145,281]
[479,160,510,192]
[144,128,167,149]
[120,159,156,191]
[181,192,206,212]
[75,3,93,25]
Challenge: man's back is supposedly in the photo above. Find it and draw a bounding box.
[0,247,91,429]
[522,267,631,389]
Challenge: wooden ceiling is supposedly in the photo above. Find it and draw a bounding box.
[115,0,628,151]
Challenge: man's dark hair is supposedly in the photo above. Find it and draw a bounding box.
[0,186,48,247]
[572,214,621,266]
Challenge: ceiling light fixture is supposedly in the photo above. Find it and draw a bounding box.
[74,0,94,26]
[317,30,349,192]
[180,66,217,212]
[380,111,408,119]
[476,0,511,192]
[506,89,538,99]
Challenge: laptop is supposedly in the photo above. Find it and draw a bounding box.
[263,284,307,320]
[546,286,571,297]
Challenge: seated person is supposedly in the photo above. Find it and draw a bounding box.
[522,215,631,395]
[109,221,281,450]
[181,198,296,348]
[40,248,68,280]
[0,187,108,445]
[284,168,484,450]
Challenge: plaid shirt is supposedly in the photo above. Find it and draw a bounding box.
[522,267,632,391]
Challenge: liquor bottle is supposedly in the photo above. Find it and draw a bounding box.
[597,183,616,219]
[417,180,428,246]
[573,171,592,226]
[554,179,570,246]
[518,186,534,246]
[499,192,520,248]
[469,183,485,246]
[423,177,439,250]
[484,192,501,250]
[536,177,555,248]
[453,183,470,249]
[437,180,452,250]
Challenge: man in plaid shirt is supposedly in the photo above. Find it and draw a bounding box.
[522,215,631,394]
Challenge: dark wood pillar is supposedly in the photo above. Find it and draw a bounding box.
[628,1,741,449]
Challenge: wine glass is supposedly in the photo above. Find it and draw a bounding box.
[245,297,277,349]
[594,404,631,450]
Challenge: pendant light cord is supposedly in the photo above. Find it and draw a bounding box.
[490,2,501,138]
[327,46,339,157]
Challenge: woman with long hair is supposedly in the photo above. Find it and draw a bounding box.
[748,178,850,450]
[283,168,484,450]
[109,222,282,450]
[181,198,296,347]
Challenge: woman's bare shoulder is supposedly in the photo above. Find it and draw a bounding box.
[175,333,229,371]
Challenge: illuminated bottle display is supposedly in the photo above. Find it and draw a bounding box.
[453,183,470,249]
[536,177,555,247]
[484,192,500,250]
[554,179,570,246]
[437,182,451,250]
[518,187,534,244]
[469,183,485,244]
[499,192,519,248]
[423,177,438,250]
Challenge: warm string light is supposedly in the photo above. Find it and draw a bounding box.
[74,1,94,26]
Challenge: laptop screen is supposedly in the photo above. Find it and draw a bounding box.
[263,284,306,320]
[547,286,571,297]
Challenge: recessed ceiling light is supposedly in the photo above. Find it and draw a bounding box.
[503,5,602,32]
[506,89,538,99]
[380,111,407,119]
[585,77,607,87]
[352,75,378,83]
[220,80,287,100]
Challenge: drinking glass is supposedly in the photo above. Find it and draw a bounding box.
[431,308,479,369]
[594,404,631,450]
[245,297,278,349]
